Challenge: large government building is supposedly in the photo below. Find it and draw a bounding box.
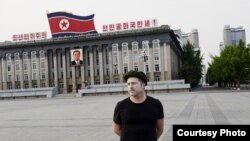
[0,25,184,94]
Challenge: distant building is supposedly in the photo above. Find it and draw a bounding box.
[174,29,200,51]
[220,25,246,51]
[0,25,186,94]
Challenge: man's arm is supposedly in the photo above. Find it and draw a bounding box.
[156,118,164,139]
[113,122,122,136]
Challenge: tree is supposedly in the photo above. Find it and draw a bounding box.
[208,40,250,88]
[179,41,204,88]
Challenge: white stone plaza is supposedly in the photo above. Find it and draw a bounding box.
[0,90,249,141]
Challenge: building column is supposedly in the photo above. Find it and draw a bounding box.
[80,62,85,89]
[28,53,32,88]
[89,47,94,85]
[108,47,113,83]
[128,45,133,71]
[36,54,41,88]
[19,56,24,89]
[53,50,58,88]
[0,58,2,90]
[2,58,7,90]
[98,47,104,84]
[138,47,143,72]
[160,44,166,81]
[11,56,15,89]
[149,46,154,81]
[62,50,68,93]
[45,51,50,87]
[165,43,172,80]
[118,47,123,83]
[71,65,76,93]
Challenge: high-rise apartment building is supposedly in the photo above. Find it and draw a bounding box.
[220,25,246,51]
[174,29,200,51]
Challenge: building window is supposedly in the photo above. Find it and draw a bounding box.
[122,42,128,74]
[96,49,99,65]
[24,74,29,81]
[7,75,12,81]
[88,70,90,76]
[23,52,28,59]
[6,53,12,61]
[87,50,90,66]
[41,83,46,87]
[105,48,109,64]
[15,74,20,81]
[32,63,36,69]
[15,64,20,71]
[32,73,36,80]
[145,65,149,73]
[114,65,118,74]
[155,64,160,72]
[7,65,11,71]
[16,84,20,89]
[39,50,45,58]
[124,67,128,74]
[132,41,139,70]
[154,76,160,81]
[105,80,109,84]
[59,83,64,88]
[40,62,45,68]
[106,68,109,75]
[41,72,45,80]
[142,40,149,62]
[153,39,160,71]
[97,69,99,76]
[40,50,46,81]
[24,84,29,88]
[134,66,138,71]
[31,51,37,80]
[14,53,20,60]
[7,84,12,89]
[23,64,28,70]
[112,43,119,74]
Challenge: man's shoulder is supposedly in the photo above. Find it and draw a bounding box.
[117,97,130,106]
[147,95,162,103]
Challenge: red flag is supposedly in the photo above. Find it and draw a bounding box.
[47,12,98,38]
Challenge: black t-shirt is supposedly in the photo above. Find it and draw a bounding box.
[113,96,164,141]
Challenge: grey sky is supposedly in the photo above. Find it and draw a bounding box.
[1,0,249,67]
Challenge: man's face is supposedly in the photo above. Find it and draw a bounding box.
[73,51,80,61]
[127,77,145,97]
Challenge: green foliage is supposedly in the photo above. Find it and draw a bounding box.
[207,40,250,87]
[179,41,204,88]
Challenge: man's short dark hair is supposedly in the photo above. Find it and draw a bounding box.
[73,50,80,54]
[124,70,148,86]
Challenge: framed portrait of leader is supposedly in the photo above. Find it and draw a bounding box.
[70,49,83,66]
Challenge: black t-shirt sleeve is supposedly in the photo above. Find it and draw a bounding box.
[157,99,164,119]
[113,102,122,124]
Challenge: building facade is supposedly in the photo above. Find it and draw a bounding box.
[220,25,246,51]
[0,25,183,94]
[174,29,200,51]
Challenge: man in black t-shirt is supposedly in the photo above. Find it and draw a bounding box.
[113,70,164,141]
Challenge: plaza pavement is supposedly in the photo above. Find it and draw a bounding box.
[0,90,249,141]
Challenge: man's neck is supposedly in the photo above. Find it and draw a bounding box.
[130,92,146,103]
